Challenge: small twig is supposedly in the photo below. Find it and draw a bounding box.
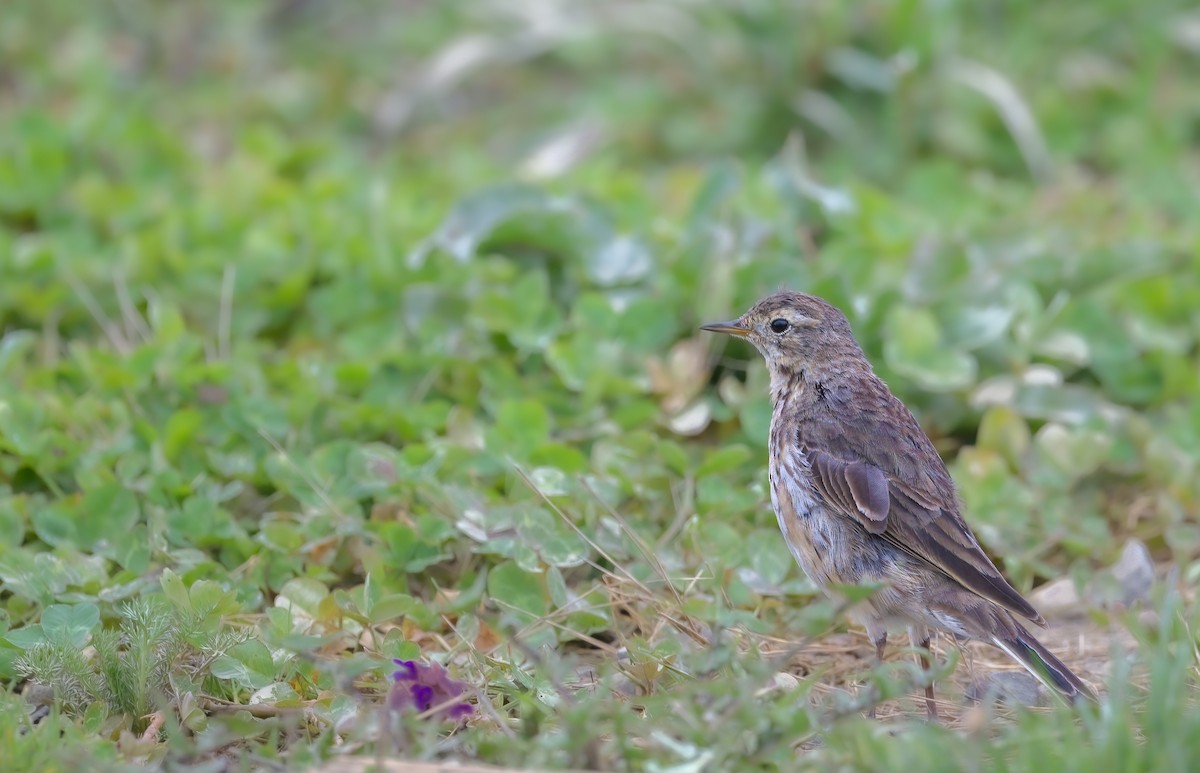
[487,617,604,768]
[200,698,314,718]
[40,307,61,367]
[579,477,683,608]
[218,263,236,361]
[139,711,166,743]
[257,427,350,524]
[948,57,1054,183]
[62,270,130,354]
[437,613,517,740]
[656,476,695,550]
[1175,610,1200,680]
[113,267,152,344]
[489,598,619,656]
[510,463,656,600]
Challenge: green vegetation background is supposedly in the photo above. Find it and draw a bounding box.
[1,1,1199,770]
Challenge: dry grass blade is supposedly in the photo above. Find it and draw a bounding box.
[311,758,597,773]
[218,263,236,361]
[579,477,684,608]
[61,270,131,354]
[510,462,656,600]
[948,57,1055,183]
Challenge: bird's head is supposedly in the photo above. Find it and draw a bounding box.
[701,291,864,380]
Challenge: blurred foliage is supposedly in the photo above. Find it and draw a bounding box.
[1,0,1200,770]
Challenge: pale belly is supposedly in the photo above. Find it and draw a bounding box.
[769,464,842,588]
[769,459,926,631]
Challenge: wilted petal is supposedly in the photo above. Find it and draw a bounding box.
[412,684,434,711]
[387,658,476,720]
[392,659,418,680]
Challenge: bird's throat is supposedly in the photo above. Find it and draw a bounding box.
[768,366,807,406]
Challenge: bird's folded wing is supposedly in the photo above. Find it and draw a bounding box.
[808,451,889,533]
[806,447,1044,626]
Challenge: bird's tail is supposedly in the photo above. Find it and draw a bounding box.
[991,630,1096,702]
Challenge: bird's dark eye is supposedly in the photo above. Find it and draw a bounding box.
[769,318,790,334]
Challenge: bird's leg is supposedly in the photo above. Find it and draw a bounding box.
[916,633,938,720]
[866,630,887,719]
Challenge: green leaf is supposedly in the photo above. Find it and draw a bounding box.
[883,306,977,391]
[211,640,277,690]
[617,296,679,352]
[30,504,77,549]
[942,304,1014,350]
[276,578,330,618]
[692,520,745,569]
[416,183,609,265]
[975,405,1031,472]
[379,521,451,573]
[696,444,753,476]
[40,603,100,648]
[189,579,240,622]
[487,561,548,618]
[738,396,773,446]
[486,399,552,458]
[368,594,416,624]
[1033,423,1114,485]
[826,581,885,604]
[0,498,24,546]
[587,235,652,287]
[37,484,141,552]
[3,625,45,649]
[163,408,205,462]
[0,330,37,375]
[747,529,792,587]
[160,568,191,613]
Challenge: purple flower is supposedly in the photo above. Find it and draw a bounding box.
[389,659,474,720]
[393,660,418,681]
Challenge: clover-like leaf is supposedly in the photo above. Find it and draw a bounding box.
[487,561,548,618]
[211,640,278,690]
[883,306,977,391]
[40,603,100,648]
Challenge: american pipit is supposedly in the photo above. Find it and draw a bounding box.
[703,291,1094,718]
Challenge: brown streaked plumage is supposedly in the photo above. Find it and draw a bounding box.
[702,291,1095,717]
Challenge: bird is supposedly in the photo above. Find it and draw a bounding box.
[701,291,1095,718]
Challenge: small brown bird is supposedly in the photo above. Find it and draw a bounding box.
[702,291,1094,717]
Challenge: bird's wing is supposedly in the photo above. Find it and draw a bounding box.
[802,416,1045,627]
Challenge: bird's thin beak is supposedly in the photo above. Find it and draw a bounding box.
[700,320,750,338]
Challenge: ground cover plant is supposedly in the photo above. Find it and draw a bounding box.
[2,1,1200,770]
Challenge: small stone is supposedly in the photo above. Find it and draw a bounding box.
[754,671,801,697]
[23,683,55,725]
[959,704,990,733]
[667,400,711,436]
[797,734,826,750]
[611,672,641,698]
[1032,539,1155,618]
[1030,576,1082,618]
[965,671,1048,707]
[1108,539,1154,606]
[1086,538,1155,610]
